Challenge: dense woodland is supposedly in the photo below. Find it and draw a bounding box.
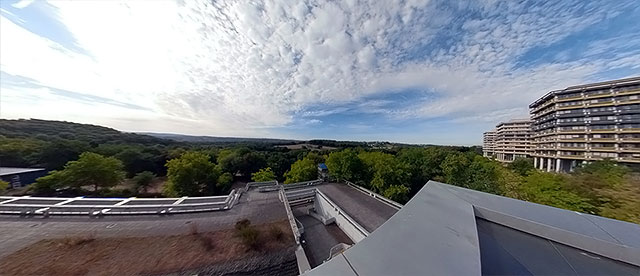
[1,119,638,224]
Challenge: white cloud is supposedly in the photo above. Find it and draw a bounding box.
[11,0,34,9]
[1,0,639,142]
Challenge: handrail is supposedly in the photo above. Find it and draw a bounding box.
[279,187,302,245]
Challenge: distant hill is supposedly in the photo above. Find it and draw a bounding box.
[141,132,299,144]
[0,119,168,145]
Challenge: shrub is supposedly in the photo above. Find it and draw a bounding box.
[234,219,261,250]
[236,226,260,250]
[268,225,285,241]
[189,222,199,235]
[60,232,96,247]
[235,219,251,230]
[198,235,214,251]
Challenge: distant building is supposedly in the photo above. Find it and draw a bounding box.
[529,77,640,172]
[317,163,328,181]
[0,167,47,189]
[482,130,497,158]
[493,119,533,163]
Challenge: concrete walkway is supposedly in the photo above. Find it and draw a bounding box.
[296,214,353,268]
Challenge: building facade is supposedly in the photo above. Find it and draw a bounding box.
[529,77,640,172]
[0,167,47,189]
[482,130,497,158]
[493,119,533,162]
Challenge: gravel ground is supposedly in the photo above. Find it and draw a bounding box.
[0,189,287,258]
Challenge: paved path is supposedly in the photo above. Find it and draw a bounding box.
[0,189,287,258]
[317,183,398,233]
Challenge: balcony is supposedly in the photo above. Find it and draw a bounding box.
[589,138,617,142]
[615,89,640,96]
[589,147,618,152]
[587,101,615,108]
[590,128,617,133]
[557,154,585,159]
[619,128,640,133]
[584,93,613,99]
[557,103,585,111]
[556,95,583,102]
[557,129,587,134]
[619,157,640,163]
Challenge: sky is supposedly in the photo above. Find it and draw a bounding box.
[1,0,639,145]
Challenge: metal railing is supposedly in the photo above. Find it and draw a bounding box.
[0,189,240,216]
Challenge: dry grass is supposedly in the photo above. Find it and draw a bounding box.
[0,220,293,276]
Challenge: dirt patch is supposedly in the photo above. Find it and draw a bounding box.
[0,220,294,276]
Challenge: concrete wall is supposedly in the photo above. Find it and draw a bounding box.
[313,190,369,243]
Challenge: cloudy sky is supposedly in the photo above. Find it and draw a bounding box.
[1,0,639,145]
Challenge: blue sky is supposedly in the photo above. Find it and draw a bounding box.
[1,0,639,145]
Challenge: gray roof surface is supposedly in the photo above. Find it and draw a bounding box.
[317,183,397,232]
[306,181,640,276]
[0,167,45,176]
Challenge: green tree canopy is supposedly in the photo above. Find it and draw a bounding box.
[284,157,317,184]
[133,171,155,193]
[165,151,223,196]
[325,148,364,182]
[509,157,535,176]
[252,167,276,182]
[33,152,125,193]
[358,151,410,193]
[0,180,9,194]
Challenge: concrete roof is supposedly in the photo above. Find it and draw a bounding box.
[0,167,45,176]
[306,181,640,275]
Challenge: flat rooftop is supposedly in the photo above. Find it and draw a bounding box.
[0,167,45,176]
[306,181,640,275]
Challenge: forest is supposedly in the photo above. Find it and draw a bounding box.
[1,119,638,224]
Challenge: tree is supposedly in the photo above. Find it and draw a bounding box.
[398,147,451,196]
[114,148,157,177]
[358,151,410,194]
[217,148,266,178]
[217,172,233,192]
[509,157,535,176]
[133,171,155,193]
[284,157,317,184]
[252,167,276,182]
[325,149,364,182]
[0,180,9,194]
[441,152,470,186]
[64,152,125,192]
[32,152,125,193]
[165,151,222,196]
[519,171,596,213]
[383,185,410,203]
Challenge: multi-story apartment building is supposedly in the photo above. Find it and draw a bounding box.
[529,77,640,172]
[483,130,497,157]
[493,119,533,162]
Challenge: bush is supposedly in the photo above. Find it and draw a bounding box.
[268,225,285,241]
[189,222,199,235]
[236,226,260,250]
[235,219,251,230]
[60,232,96,247]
